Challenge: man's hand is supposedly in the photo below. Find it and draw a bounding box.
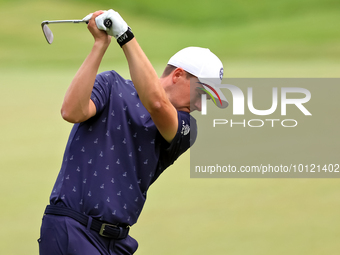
[94,9,129,39]
[87,11,112,46]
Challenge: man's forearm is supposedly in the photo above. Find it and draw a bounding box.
[61,41,109,123]
[122,38,167,112]
[122,38,178,142]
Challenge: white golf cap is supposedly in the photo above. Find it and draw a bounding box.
[168,47,228,108]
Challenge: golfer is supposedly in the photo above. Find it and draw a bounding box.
[39,10,225,255]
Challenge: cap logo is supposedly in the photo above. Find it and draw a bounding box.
[219,68,224,80]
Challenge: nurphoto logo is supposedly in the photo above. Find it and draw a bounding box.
[200,83,312,128]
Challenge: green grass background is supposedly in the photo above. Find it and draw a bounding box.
[0,0,339,254]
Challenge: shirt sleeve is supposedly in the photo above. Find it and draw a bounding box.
[90,71,114,114]
[151,111,197,184]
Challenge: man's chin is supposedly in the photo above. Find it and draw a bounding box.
[189,107,199,113]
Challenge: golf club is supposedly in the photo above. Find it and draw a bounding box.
[41,18,112,44]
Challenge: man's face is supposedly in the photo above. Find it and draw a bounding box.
[170,76,212,113]
[166,69,212,113]
[190,78,206,112]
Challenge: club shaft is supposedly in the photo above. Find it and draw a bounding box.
[42,20,86,25]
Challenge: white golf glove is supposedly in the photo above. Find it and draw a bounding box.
[95,9,128,38]
[83,9,134,47]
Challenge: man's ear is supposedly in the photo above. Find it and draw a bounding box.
[172,67,185,84]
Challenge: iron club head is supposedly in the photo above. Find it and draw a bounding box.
[41,21,54,44]
[41,20,86,44]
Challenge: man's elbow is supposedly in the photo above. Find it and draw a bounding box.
[60,107,85,123]
[146,99,167,115]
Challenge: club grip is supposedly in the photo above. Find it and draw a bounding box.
[104,19,112,28]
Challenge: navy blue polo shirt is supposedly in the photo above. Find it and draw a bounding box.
[50,70,197,226]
